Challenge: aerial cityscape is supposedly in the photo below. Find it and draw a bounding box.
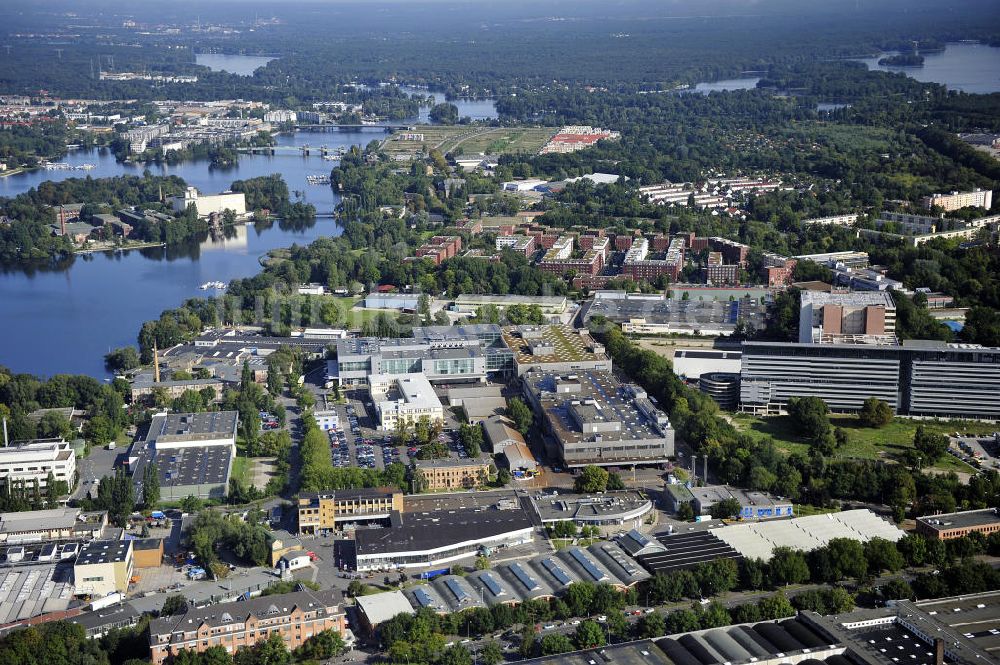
[1,1,1000,665]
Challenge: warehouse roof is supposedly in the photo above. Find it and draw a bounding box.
[355,590,414,626]
[638,531,741,574]
[77,539,132,566]
[354,504,534,556]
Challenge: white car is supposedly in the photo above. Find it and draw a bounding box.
[597,615,607,622]
[570,620,580,626]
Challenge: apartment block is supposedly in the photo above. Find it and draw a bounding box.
[148,589,346,665]
[920,189,992,211]
[414,457,493,491]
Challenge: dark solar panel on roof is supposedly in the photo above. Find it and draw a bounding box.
[541,557,572,585]
[569,548,607,581]
[480,572,504,597]
[509,562,541,591]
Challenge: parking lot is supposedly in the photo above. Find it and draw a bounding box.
[325,390,479,471]
[949,432,1000,470]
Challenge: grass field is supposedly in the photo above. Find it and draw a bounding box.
[382,125,557,159]
[231,456,251,486]
[730,413,981,474]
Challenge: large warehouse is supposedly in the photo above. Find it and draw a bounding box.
[128,411,238,501]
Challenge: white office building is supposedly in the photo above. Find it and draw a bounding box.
[369,373,444,429]
[0,438,76,491]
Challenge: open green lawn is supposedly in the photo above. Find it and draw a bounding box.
[231,456,251,486]
[730,413,981,474]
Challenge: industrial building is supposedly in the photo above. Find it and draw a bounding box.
[0,438,76,493]
[636,531,742,574]
[517,590,1000,665]
[502,325,611,376]
[712,509,903,561]
[351,500,535,571]
[740,340,1000,417]
[688,485,794,520]
[915,508,1000,540]
[296,488,404,534]
[74,539,135,596]
[0,507,106,544]
[168,186,246,218]
[127,411,238,501]
[531,490,654,529]
[798,291,896,344]
[522,370,674,469]
[354,541,649,623]
[582,291,766,336]
[355,590,414,633]
[148,589,347,665]
[0,562,76,625]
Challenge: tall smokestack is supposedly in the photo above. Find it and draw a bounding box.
[59,205,66,236]
[934,639,944,665]
[2,418,7,447]
[703,455,709,484]
[153,342,161,383]
[691,457,697,483]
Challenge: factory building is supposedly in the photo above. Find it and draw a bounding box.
[522,369,673,469]
[127,411,238,501]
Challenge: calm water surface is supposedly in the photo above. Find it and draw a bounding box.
[0,131,372,378]
[855,42,1000,93]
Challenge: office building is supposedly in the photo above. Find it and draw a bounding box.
[921,188,992,211]
[689,485,794,519]
[740,340,903,414]
[522,370,674,468]
[414,456,493,491]
[148,589,347,665]
[501,324,611,376]
[369,373,445,429]
[296,488,403,534]
[915,508,1000,540]
[169,187,246,218]
[740,340,1000,417]
[328,324,512,386]
[74,539,135,596]
[798,290,896,344]
[0,438,75,493]
[127,411,238,500]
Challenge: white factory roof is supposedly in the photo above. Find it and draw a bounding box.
[355,589,414,626]
[712,509,903,561]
